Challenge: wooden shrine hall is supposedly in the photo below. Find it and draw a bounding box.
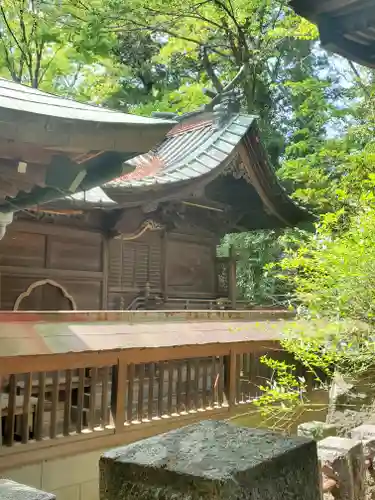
[0,79,312,312]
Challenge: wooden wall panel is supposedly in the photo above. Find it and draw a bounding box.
[0,220,104,311]
[48,235,102,272]
[0,231,46,267]
[0,276,36,310]
[59,280,102,310]
[167,238,216,295]
[107,229,218,308]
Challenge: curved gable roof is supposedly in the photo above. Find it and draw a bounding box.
[106,114,255,190]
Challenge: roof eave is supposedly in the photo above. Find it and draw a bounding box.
[0,107,175,154]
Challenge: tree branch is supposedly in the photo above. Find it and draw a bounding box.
[37,44,63,85]
[201,46,224,92]
[348,61,371,99]
[0,5,31,68]
[0,36,18,81]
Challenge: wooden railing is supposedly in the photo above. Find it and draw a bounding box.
[0,339,296,469]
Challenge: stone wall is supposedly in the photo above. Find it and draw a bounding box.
[298,421,375,500]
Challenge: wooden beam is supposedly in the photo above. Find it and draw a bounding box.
[0,340,279,375]
[0,265,103,281]
[9,220,102,240]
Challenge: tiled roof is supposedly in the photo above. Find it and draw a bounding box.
[106,114,256,189]
[0,78,173,125]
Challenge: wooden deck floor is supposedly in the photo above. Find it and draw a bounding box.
[0,318,287,357]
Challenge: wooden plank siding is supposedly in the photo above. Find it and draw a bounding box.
[0,221,105,310]
[0,217,224,311]
[108,230,219,309]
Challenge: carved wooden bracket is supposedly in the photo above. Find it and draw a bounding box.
[115,219,164,241]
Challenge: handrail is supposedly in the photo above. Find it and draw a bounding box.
[0,339,279,375]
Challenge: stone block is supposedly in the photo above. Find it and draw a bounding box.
[318,436,365,500]
[100,420,321,500]
[298,421,337,441]
[0,479,55,500]
[350,425,375,460]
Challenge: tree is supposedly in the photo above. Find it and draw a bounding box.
[0,0,71,88]
[71,0,318,159]
[0,0,120,99]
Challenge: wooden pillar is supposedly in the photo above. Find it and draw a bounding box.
[228,245,237,309]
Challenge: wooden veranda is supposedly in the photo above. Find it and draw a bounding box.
[0,310,306,472]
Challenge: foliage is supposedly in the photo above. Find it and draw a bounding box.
[255,183,375,426]
[67,0,320,161]
[0,0,77,89]
[253,355,307,418]
[219,229,308,306]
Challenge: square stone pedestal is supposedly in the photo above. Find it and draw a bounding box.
[100,420,321,500]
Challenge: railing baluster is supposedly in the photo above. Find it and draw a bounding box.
[137,364,145,422]
[202,359,208,409]
[76,368,85,433]
[127,364,135,423]
[185,360,192,412]
[236,354,241,403]
[5,374,17,446]
[157,361,165,418]
[176,361,182,413]
[101,367,110,428]
[167,362,173,416]
[147,363,155,421]
[210,356,216,407]
[63,369,72,436]
[114,361,127,431]
[248,352,257,400]
[229,350,237,408]
[22,373,32,444]
[193,359,200,411]
[50,371,59,439]
[36,372,46,441]
[89,367,98,430]
[218,356,224,407]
